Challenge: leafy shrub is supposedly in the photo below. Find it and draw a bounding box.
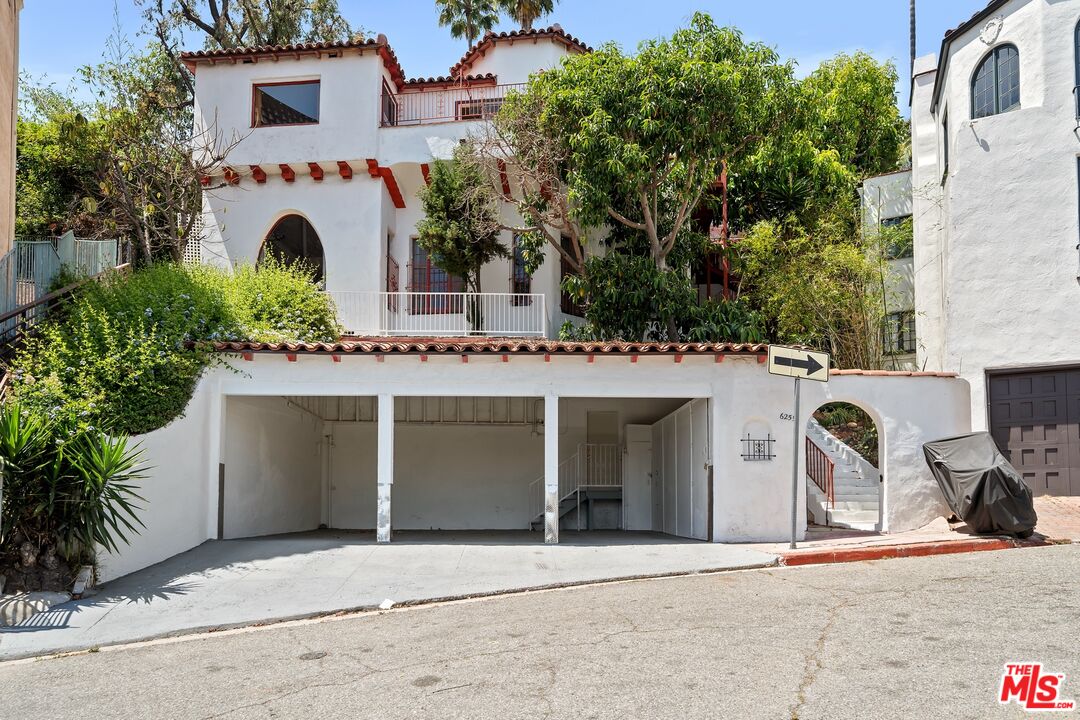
[814,402,879,468]
[0,403,145,567]
[560,253,766,343]
[10,258,340,435]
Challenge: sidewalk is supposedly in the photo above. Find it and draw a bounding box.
[750,516,1054,567]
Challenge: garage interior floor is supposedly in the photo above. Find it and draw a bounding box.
[0,530,778,660]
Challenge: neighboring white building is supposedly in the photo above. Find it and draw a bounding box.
[861,169,915,370]
[911,0,1080,497]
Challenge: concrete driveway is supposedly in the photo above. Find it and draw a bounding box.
[0,530,777,660]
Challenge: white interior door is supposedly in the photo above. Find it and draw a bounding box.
[650,399,710,541]
[624,425,653,531]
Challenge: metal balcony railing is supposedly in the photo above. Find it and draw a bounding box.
[380,83,526,127]
[327,291,546,337]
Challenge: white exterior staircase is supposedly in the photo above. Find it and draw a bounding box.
[806,418,881,531]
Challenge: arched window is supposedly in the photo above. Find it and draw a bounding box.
[258,214,325,284]
[971,44,1020,119]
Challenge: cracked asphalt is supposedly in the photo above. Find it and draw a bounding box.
[3,544,1078,720]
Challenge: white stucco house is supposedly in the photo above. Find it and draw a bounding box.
[87,27,974,582]
[911,0,1080,497]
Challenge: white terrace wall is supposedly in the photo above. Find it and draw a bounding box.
[94,354,970,581]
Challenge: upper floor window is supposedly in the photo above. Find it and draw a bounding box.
[510,235,532,305]
[971,45,1020,119]
[253,81,320,127]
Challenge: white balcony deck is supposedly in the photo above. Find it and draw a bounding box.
[328,291,547,337]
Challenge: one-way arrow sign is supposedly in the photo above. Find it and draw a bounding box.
[767,345,830,383]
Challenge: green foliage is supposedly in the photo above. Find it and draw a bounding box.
[879,216,914,260]
[436,0,499,45]
[15,84,103,236]
[10,260,340,436]
[0,403,146,565]
[514,13,794,267]
[561,253,765,343]
[498,0,556,30]
[416,146,509,293]
[735,219,885,368]
[800,52,908,178]
[140,0,357,51]
[814,402,879,468]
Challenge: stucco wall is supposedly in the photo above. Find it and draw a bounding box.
[912,0,1080,427]
[101,354,971,580]
[222,396,324,538]
[95,377,215,583]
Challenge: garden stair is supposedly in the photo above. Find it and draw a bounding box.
[806,418,881,531]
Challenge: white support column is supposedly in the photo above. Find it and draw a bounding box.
[377,393,394,543]
[544,393,559,544]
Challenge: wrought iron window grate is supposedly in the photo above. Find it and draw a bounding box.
[740,434,776,461]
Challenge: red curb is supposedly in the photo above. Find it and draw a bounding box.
[779,537,1048,567]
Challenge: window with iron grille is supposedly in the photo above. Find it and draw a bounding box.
[409,238,463,314]
[883,311,916,355]
[510,235,531,305]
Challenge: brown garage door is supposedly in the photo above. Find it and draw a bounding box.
[988,368,1080,496]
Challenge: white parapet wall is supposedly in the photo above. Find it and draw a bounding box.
[93,351,971,581]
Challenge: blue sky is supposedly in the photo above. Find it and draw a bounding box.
[21,1,987,110]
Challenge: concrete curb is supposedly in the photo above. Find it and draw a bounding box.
[778,536,1052,567]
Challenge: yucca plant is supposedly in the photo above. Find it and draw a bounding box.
[0,403,146,566]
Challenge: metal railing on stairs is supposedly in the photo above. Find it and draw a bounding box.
[528,443,623,527]
[805,436,836,509]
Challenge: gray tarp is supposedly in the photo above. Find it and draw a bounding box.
[922,432,1037,537]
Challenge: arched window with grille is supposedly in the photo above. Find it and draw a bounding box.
[971,44,1020,119]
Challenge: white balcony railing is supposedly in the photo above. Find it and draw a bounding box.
[328,291,546,337]
[381,83,527,127]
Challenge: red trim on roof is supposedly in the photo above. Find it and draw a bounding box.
[308,162,325,182]
[497,159,511,198]
[420,163,431,185]
[250,165,267,184]
[366,159,405,208]
[830,369,958,378]
[279,164,296,183]
[337,161,353,180]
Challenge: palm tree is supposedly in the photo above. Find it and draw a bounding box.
[498,0,557,31]
[436,0,500,48]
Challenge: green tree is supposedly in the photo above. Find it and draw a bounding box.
[498,0,556,31]
[436,0,500,47]
[416,145,509,296]
[14,85,102,236]
[800,52,908,178]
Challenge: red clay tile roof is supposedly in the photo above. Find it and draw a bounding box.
[211,337,768,356]
[180,36,407,87]
[450,25,591,77]
[403,73,497,88]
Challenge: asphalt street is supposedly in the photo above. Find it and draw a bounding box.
[2,544,1077,720]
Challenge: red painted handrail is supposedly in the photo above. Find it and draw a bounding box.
[805,436,835,508]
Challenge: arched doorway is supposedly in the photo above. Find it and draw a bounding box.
[805,402,881,531]
[258,214,325,284]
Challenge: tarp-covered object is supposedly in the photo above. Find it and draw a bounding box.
[922,432,1037,537]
